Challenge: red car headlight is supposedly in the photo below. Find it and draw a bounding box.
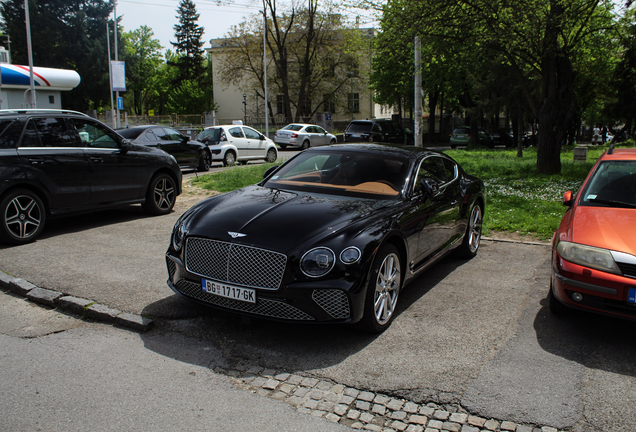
[556,241,621,275]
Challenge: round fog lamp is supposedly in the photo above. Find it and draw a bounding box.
[572,292,583,303]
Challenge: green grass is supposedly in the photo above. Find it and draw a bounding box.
[188,142,635,241]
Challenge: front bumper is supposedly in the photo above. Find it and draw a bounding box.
[552,256,636,320]
[166,253,364,323]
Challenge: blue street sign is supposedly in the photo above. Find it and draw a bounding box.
[117,96,123,110]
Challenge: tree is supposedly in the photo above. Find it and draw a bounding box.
[218,0,367,124]
[0,0,114,111]
[364,0,617,174]
[121,26,163,115]
[171,0,205,83]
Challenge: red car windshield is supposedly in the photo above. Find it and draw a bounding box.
[580,160,636,208]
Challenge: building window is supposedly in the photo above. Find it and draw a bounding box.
[322,94,336,114]
[49,95,55,105]
[349,93,360,113]
[276,95,284,115]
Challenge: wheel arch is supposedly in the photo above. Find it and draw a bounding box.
[145,168,182,197]
[0,183,51,216]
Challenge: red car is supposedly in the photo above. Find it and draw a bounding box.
[550,146,636,319]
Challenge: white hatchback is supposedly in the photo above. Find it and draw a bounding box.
[274,123,337,150]
[197,125,278,166]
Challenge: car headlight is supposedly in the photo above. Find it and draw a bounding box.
[172,220,187,251]
[301,247,335,277]
[340,247,361,264]
[556,241,621,275]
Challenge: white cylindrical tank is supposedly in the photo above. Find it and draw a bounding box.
[0,64,81,91]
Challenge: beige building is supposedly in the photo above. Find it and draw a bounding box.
[205,28,391,133]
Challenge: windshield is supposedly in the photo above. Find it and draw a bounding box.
[263,150,409,198]
[282,124,303,131]
[197,128,222,142]
[580,160,636,207]
[346,122,372,133]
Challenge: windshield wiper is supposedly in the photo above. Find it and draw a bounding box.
[589,197,636,208]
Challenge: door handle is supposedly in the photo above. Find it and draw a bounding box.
[91,157,104,163]
[28,158,44,165]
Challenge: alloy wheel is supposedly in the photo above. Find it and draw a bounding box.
[374,252,401,325]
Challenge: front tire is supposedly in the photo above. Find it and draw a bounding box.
[0,189,46,245]
[142,173,176,215]
[456,202,482,258]
[197,150,211,172]
[359,243,402,333]
[223,150,236,167]
[265,148,277,163]
[330,138,336,145]
[301,140,310,150]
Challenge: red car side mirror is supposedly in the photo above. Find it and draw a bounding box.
[563,190,573,206]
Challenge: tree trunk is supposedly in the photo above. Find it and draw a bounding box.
[428,88,439,144]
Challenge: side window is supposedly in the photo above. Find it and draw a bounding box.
[144,129,159,141]
[242,127,261,140]
[229,127,244,138]
[372,123,382,133]
[414,156,447,194]
[0,120,24,149]
[21,117,76,148]
[442,158,457,182]
[164,127,184,141]
[70,118,119,149]
[315,126,326,134]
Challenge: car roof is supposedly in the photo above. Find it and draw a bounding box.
[304,143,448,161]
[603,148,636,160]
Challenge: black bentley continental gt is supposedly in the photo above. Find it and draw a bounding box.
[166,144,485,332]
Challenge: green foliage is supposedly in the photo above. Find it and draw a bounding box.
[171,0,205,83]
[164,79,207,115]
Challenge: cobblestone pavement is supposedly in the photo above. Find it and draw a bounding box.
[217,363,561,432]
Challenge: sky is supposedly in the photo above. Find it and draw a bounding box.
[116,0,378,54]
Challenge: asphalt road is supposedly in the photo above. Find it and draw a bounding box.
[2,160,636,431]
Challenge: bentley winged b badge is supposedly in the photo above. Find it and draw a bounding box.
[228,232,247,239]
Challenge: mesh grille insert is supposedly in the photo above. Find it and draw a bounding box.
[312,289,350,319]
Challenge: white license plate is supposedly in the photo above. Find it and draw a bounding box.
[202,279,256,303]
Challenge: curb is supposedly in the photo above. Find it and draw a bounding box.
[0,270,153,333]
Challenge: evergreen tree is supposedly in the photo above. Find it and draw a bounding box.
[171,0,205,83]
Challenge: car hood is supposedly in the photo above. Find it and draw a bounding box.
[570,206,636,255]
[185,185,394,253]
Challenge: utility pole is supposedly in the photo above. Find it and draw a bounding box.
[113,0,120,128]
[263,4,268,138]
[24,0,36,108]
[414,37,423,147]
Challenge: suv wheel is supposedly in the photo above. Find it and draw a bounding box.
[142,173,177,215]
[0,189,46,245]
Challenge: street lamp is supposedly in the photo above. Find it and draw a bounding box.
[243,94,247,125]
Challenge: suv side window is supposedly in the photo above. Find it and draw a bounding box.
[0,120,23,149]
[70,118,119,149]
[20,117,76,148]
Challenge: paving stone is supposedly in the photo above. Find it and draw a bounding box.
[27,287,63,307]
[247,366,264,374]
[334,404,349,416]
[316,380,333,391]
[374,394,391,405]
[541,428,558,432]
[360,412,375,423]
[424,428,439,432]
[310,410,326,418]
[287,374,303,385]
[419,406,435,417]
[115,313,153,332]
[261,368,277,377]
[357,401,371,411]
[427,419,443,429]
[340,395,355,405]
[468,416,487,427]
[516,425,533,432]
[449,414,468,424]
[387,399,405,411]
[287,396,304,407]
[0,271,17,290]
[325,413,340,423]
[271,391,287,400]
[303,399,319,410]
[500,421,517,431]
[8,278,36,296]
[364,424,382,431]
[301,377,319,387]
[318,401,336,412]
[391,411,407,421]
[433,410,450,421]
[442,421,461,432]
[86,303,121,323]
[372,404,387,415]
[293,387,310,397]
[391,421,408,431]
[226,369,241,378]
[251,377,267,387]
[274,372,290,381]
[256,388,271,397]
[278,383,295,394]
[325,392,341,403]
[234,363,250,372]
[297,407,311,415]
[409,415,428,425]
[404,402,419,414]
[459,426,480,432]
[309,390,324,400]
[351,422,364,429]
[483,419,499,430]
[332,384,346,394]
[358,391,376,402]
[405,426,424,432]
[345,388,361,398]
[262,379,280,390]
[58,296,93,315]
[348,410,362,420]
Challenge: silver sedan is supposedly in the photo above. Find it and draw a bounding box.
[274,123,337,149]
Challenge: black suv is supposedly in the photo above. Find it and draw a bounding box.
[0,109,182,245]
[344,119,414,145]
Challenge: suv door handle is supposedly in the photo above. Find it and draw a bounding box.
[28,157,44,165]
[90,157,104,163]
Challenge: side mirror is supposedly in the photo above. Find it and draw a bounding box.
[421,178,439,197]
[181,135,189,144]
[120,139,132,153]
[263,165,279,179]
[563,190,573,206]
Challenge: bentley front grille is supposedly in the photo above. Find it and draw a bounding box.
[174,279,314,321]
[185,237,287,290]
[166,257,176,281]
[312,289,350,319]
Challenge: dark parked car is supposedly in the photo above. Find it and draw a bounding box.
[117,125,211,172]
[449,127,493,148]
[165,143,485,332]
[490,129,514,147]
[549,145,636,320]
[344,119,414,145]
[0,109,182,245]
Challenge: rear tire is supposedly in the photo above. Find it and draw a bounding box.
[456,202,482,258]
[265,148,277,163]
[142,173,177,215]
[359,244,402,333]
[301,140,310,150]
[0,189,46,245]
